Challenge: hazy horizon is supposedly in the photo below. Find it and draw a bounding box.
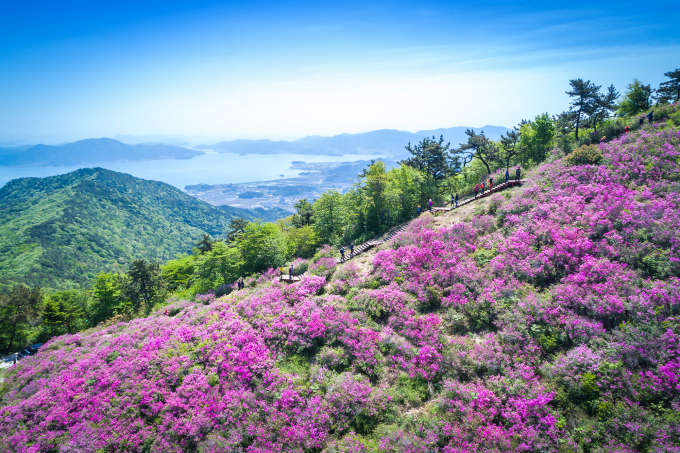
[0,124,510,148]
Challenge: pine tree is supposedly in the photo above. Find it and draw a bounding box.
[657,68,680,104]
[90,273,123,325]
[195,233,215,254]
[227,218,249,242]
[499,129,520,177]
[125,260,164,313]
[566,79,601,141]
[589,85,619,132]
[400,135,451,181]
[456,129,499,175]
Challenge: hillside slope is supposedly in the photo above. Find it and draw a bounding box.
[2,126,680,451]
[0,168,288,289]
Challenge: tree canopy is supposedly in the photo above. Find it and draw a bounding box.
[401,135,452,181]
[457,129,499,175]
[657,68,680,104]
[617,79,655,117]
[566,79,601,141]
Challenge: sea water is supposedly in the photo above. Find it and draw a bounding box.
[0,152,385,190]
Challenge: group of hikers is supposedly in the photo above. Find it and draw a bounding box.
[415,167,523,215]
[278,264,295,280]
[471,167,521,200]
[339,242,354,261]
[279,166,527,283]
[613,109,655,137]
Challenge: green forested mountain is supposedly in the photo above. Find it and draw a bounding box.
[0,168,287,290]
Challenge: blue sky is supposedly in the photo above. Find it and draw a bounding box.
[1,0,678,143]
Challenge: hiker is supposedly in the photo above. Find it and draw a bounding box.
[455,193,459,207]
[489,176,494,190]
[625,125,630,133]
[639,116,645,126]
[428,199,433,212]
[481,182,485,194]
[340,246,346,261]
[417,205,422,215]
[164,309,169,316]
[350,242,354,256]
[289,264,294,280]
[474,184,479,198]
[515,167,521,181]
[505,169,509,183]
[450,193,454,206]
[647,110,654,123]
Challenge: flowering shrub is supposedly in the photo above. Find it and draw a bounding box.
[3,126,680,451]
[566,144,603,166]
[309,257,338,279]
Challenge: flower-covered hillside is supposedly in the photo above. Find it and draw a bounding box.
[2,126,680,452]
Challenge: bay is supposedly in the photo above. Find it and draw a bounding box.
[0,152,385,190]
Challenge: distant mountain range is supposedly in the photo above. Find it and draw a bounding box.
[0,138,202,166]
[0,168,290,289]
[194,126,511,156]
[0,126,511,167]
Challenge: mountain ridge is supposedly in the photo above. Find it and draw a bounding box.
[0,168,290,290]
[195,125,511,155]
[0,138,202,167]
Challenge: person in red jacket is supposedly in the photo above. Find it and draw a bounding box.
[474,184,479,198]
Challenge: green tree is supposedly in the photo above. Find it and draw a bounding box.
[226,218,249,243]
[456,129,499,175]
[360,161,390,234]
[161,255,197,292]
[657,68,680,104]
[589,85,619,133]
[195,233,215,254]
[200,241,243,286]
[291,199,314,228]
[617,79,655,117]
[566,79,600,140]
[284,225,320,259]
[125,260,165,314]
[553,110,577,155]
[89,272,123,325]
[518,113,556,164]
[313,191,344,244]
[237,221,284,274]
[0,285,43,352]
[387,164,425,223]
[42,290,86,339]
[401,135,451,181]
[499,129,520,177]
[338,186,365,242]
